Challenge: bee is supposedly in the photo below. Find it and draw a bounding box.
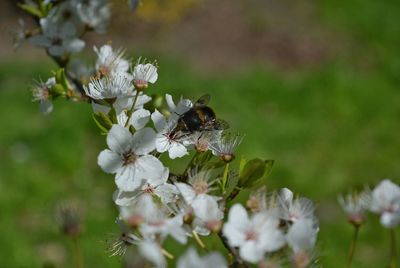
[171,94,229,138]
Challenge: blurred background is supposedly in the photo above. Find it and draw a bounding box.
[1,0,400,267]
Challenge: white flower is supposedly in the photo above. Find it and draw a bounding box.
[140,210,188,244]
[132,62,158,89]
[32,77,56,115]
[338,188,371,226]
[114,168,178,206]
[177,247,227,268]
[152,109,189,159]
[192,195,224,235]
[209,132,243,162]
[97,125,165,191]
[29,20,85,56]
[278,188,317,223]
[94,45,130,78]
[370,179,400,228]
[84,75,133,99]
[75,0,110,33]
[175,168,219,205]
[223,204,286,263]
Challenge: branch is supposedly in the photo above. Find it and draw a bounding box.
[218,231,248,268]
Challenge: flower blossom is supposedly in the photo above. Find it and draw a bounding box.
[132,61,158,90]
[29,20,85,56]
[32,77,56,115]
[338,188,371,226]
[223,204,286,263]
[370,179,400,228]
[97,125,166,191]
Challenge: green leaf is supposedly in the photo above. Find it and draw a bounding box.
[193,151,213,166]
[92,112,113,134]
[238,158,274,188]
[18,3,43,17]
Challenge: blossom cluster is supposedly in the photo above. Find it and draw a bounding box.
[339,179,400,229]
[17,1,324,267]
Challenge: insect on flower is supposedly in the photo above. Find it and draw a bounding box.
[170,94,229,139]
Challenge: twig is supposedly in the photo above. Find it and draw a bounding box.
[218,231,248,268]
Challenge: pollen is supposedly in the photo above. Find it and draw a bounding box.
[123,150,137,165]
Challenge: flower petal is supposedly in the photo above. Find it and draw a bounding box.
[107,124,132,154]
[131,109,150,130]
[97,149,122,174]
[115,165,143,191]
[151,109,167,132]
[132,128,156,155]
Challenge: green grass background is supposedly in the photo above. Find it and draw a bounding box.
[1,0,400,267]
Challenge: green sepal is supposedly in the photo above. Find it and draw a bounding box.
[50,83,65,97]
[92,112,113,134]
[18,3,43,17]
[55,69,70,90]
[108,107,118,124]
[238,158,274,188]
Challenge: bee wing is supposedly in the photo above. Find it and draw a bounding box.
[194,94,211,107]
[214,119,230,130]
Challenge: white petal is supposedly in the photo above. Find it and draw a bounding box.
[132,128,156,155]
[113,189,141,206]
[115,165,143,191]
[155,135,171,153]
[380,212,400,228]
[154,183,178,203]
[168,141,188,159]
[64,38,85,53]
[175,183,197,204]
[239,241,265,264]
[40,100,53,115]
[97,149,122,174]
[107,124,132,154]
[286,219,317,253]
[148,167,169,186]
[91,101,110,114]
[49,46,65,56]
[139,241,166,268]
[131,109,150,130]
[151,109,167,132]
[222,223,246,247]
[29,35,51,48]
[227,204,250,231]
[135,155,165,182]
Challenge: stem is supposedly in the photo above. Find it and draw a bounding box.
[346,225,359,268]
[390,229,397,268]
[73,238,83,268]
[124,92,140,127]
[218,231,248,268]
[222,162,230,193]
[182,151,199,176]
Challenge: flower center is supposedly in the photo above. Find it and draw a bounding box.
[143,184,155,194]
[193,181,208,195]
[245,230,258,241]
[51,37,63,46]
[123,150,137,165]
